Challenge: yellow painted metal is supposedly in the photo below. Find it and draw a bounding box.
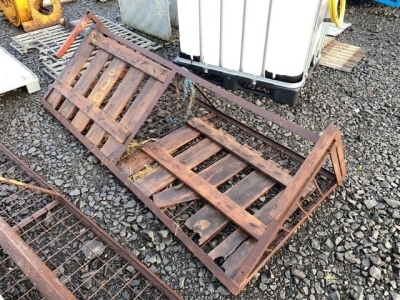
[0,0,62,32]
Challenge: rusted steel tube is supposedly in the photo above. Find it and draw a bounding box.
[56,14,91,58]
[0,176,60,196]
[0,217,77,300]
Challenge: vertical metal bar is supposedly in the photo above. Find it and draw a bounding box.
[219,0,224,67]
[261,0,273,77]
[239,0,247,72]
[199,0,203,62]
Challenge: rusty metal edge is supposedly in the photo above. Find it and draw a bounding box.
[0,216,77,300]
[40,99,242,294]
[0,143,183,300]
[89,23,320,144]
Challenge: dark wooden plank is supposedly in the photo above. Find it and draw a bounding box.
[141,143,268,240]
[118,125,200,175]
[222,221,280,279]
[153,154,247,208]
[185,171,275,245]
[208,190,283,262]
[47,37,95,108]
[57,49,110,118]
[86,67,145,146]
[135,138,222,197]
[187,118,306,190]
[100,78,167,160]
[71,57,127,132]
[222,239,255,278]
[90,30,170,82]
[52,78,130,143]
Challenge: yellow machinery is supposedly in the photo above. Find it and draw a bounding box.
[0,0,63,32]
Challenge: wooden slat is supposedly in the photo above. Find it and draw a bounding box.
[86,67,145,146]
[187,118,304,190]
[222,240,256,278]
[71,57,127,132]
[118,125,200,175]
[52,78,130,144]
[100,78,167,161]
[334,130,347,183]
[90,30,170,82]
[57,49,110,118]
[208,190,284,262]
[185,171,275,245]
[141,143,268,240]
[46,37,95,108]
[135,138,222,197]
[154,154,247,208]
[222,221,281,279]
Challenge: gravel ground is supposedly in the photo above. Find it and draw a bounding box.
[1,0,400,299]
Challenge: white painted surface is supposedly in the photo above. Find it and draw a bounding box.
[178,0,200,58]
[220,0,245,71]
[264,0,321,77]
[200,0,221,66]
[0,47,40,94]
[241,0,270,75]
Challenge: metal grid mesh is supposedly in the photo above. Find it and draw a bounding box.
[0,148,173,300]
[10,16,159,79]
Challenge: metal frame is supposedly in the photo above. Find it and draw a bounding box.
[0,143,182,300]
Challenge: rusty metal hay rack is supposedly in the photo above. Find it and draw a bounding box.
[41,13,347,295]
[0,143,182,300]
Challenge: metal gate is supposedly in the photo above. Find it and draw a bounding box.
[41,13,347,295]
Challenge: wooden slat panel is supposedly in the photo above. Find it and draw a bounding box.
[52,79,130,143]
[135,138,222,197]
[71,57,126,132]
[187,118,304,190]
[118,126,200,175]
[57,49,110,118]
[86,67,145,146]
[154,154,247,208]
[100,78,167,161]
[141,143,268,240]
[185,171,275,245]
[90,31,170,82]
[47,37,95,108]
